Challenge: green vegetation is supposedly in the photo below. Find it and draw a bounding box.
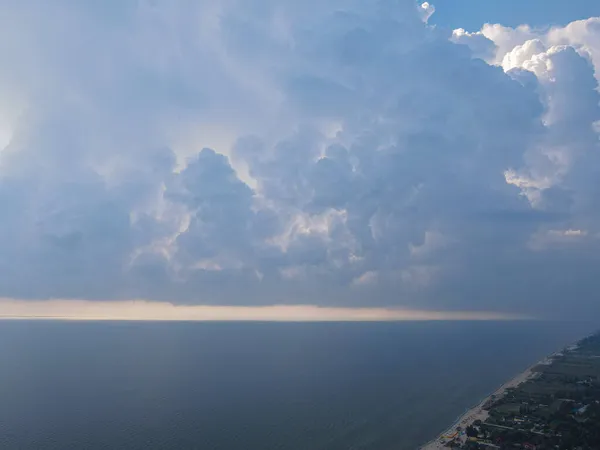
[453,332,600,450]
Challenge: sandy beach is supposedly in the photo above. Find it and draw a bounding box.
[419,363,541,449]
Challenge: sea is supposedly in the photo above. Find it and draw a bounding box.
[0,320,592,450]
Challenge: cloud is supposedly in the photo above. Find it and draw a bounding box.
[419,2,436,24]
[451,28,497,61]
[0,1,598,318]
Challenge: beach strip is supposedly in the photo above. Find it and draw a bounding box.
[419,363,540,450]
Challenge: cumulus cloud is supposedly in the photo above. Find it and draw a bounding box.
[451,28,497,61]
[450,16,600,317]
[0,1,598,318]
[419,2,435,23]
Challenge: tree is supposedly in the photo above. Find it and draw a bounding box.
[466,425,478,437]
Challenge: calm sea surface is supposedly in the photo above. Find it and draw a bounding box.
[0,321,592,449]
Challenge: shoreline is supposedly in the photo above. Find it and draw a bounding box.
[419,358,547,449]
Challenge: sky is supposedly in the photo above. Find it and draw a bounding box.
[432,0,600,30]
[0,0,599,320]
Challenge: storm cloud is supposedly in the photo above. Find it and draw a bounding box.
[0,1,599,318]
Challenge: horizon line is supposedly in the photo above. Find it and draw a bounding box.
[0,299,532,322]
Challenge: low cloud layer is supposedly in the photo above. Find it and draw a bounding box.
[0,1,599,318]
[0,299,521,322]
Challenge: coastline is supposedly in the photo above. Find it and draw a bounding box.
[419,360,545,449]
